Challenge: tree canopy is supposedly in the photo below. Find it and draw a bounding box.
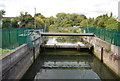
[1,10,119,30]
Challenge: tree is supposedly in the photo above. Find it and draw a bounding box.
[0,10,5,17]
[18,12,34,27]
[55,13,87,27]
[118,22,120,30]
[35,13,46,27]
[0,10,5,28]
[69,13,80,26]
[94,14,109,28]
[2,17,11,28]
[48,16,56,25]
[1,11,118,30]
[80,19,87,27]
[56,13,68,27]
[11,17,19,28]
[87,18,95,27]
[105,17,118,29]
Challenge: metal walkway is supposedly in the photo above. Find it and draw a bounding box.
[40,33,94,36]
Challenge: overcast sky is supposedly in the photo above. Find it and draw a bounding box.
[0,0,119,18]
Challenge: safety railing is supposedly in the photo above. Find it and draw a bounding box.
[1,27,47,49]
[80,27,120,47]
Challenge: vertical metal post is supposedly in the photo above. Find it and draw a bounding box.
[34,8,36,28]
[101,47,103,62]
[44,21,46,32]
[0,14,2,28]
[104,29,105,41]
[33,47,35,62]
[9,29,11,44]
[16,29,18,42]
[118,1,120,22]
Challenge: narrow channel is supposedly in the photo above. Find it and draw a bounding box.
[21,37,120,80]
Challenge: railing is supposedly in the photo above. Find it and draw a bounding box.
[1,27,47,49]
[81,27,120,47]
[1,27,119,49]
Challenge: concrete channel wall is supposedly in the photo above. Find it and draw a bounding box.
[83,36,120,77]
[1,37,44,79]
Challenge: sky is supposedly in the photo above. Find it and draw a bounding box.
[0,0,119,18]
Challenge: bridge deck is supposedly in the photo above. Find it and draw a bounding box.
[41,33,94,36]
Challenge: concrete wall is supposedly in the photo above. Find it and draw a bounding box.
[83,36,120,77]
[1,37,44,79]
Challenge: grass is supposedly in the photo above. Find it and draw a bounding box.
[0,48,11,56]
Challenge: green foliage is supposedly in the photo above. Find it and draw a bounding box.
[19,12,34,27]
[105,17,118,29]
[54,13,87,27]
[92,13,118,29]
[35,13,47,27]
[0,10,5,17]
[2,17,11,28]
[49,26,81,33]
[118,22,120,30]
[80,19,87,27]
[11,17,19,28]
[1,10,118,30]
[0,48,11,56]
[106,46,111,52]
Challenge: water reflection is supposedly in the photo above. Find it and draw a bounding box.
[55,36,83,43]
[21,37,120,80]
[45,36,85,46]
[34,55,100,79]
[22,54,119,80]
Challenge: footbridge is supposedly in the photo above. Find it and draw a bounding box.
[34,30,95,36]
[40,33,95,36]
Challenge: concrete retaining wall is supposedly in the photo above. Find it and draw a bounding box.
[1,37,44,79]
[83,36,120,77]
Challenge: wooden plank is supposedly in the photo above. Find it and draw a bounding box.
[41,33,94,36]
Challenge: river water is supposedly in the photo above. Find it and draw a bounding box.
[21,37,120,80]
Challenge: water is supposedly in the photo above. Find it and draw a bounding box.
[45,36,84,45]
[46,37,85,46]
[21,37,120,80]
[22,52,119,80]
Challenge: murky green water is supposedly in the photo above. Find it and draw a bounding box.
[22,50,119,80]
[21,37,120,80]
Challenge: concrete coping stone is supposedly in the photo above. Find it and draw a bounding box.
[0,44,27,60]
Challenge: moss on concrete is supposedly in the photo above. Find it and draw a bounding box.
[0,48,11,56]
[93,51,120,78]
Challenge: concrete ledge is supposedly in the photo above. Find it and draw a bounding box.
[111,45,120,55]
[1,37,44,79]
[2,44,29,75]
[83,36,120,77]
